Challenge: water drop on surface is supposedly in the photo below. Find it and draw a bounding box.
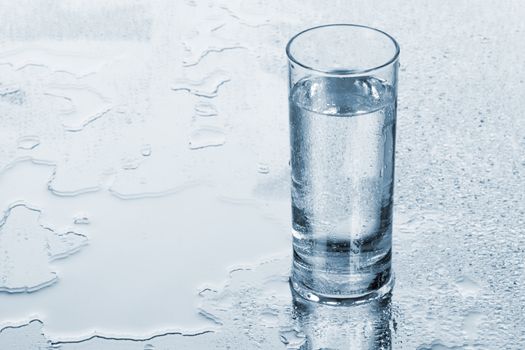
[141,144,152,157]
[172,71,231,98]
[198,309,223,325]
[257,163,270,174]
[455,276,481,298]
[463,311,484,338]
[122,158,141,170]
[194,102,218,117]
[279,329,306,349]
[0,86,25,104]
[259,307,279,327]
[17,136,40,150]
[73,214,90,225]
[189,127,226,150]
[416,340,464,350]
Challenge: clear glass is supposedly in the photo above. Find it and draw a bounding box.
[287,24,400,304]
[291,288,392,348]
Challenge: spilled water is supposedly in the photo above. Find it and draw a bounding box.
[171,70,231,98]
[0,0,524,349]
[0,203,87,293]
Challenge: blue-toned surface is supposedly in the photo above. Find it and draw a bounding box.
[0,1,523,349]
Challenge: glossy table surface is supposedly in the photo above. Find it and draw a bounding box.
[0,1,523,349]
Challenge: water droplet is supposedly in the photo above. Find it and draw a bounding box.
[73,214,90,225]
[141,144,152,157]
[463,311,484,338]
[0,86,25,104]
[17,136,40,150]
[455,276,481,298]
[259,307,279,326]
[198,309,223,325]
[122,158,141,170]
[257,163,270,174]
[416,340,463,350]
[45,86,113,132]
[279,328,306,349]
[194,102,218,117]
[172,71,230,98]
[189,127,226,149]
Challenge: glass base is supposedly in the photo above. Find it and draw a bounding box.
[290,270,394,306]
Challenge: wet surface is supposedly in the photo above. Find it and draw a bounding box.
[0,0,524,349]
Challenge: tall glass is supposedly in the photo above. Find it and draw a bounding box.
[287,24,399,304]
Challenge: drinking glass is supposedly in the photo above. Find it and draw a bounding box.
[287,24,399,304]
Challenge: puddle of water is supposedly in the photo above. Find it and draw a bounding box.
[0,162,289,338]
[0,320,50,350]
[0,203,87,293]
[44,86,113,132]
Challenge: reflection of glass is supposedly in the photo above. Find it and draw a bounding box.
[287,24,399,303]
[290,286,392,349]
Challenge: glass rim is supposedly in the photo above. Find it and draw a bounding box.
[286,23,400,76]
